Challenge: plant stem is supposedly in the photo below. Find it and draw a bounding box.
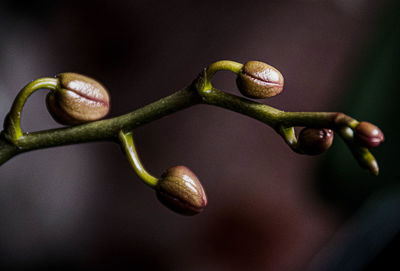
[200,87,283,127]
[0,85,341,155]
[199,88,344,130]
[0,84,359,159]
[4,78,58,142]
[203,60,243,90]
[15,86,200,151]
[0,66,379,174]
[118,131,159,188]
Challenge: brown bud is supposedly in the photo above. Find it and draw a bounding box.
[46,73,110,125]
[354,121,384,148]
[236,61,284,99]
[156,166,207,216]
[298,128,334,155]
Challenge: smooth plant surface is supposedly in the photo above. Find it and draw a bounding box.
[0,60,384,215]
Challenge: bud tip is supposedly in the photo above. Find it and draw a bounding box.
[354,122,384,148]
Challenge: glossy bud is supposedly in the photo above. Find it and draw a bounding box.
[354,121,384,148]
[156,166,207,216]
[46,73,110,125]
[298,128,334,155]
[236,61,284,99]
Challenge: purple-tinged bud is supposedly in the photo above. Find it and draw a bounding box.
[156,166,207,216]
[298,128,334,155]
[354,122,384,148]
[46,73,110,125]
[236,61,284,99]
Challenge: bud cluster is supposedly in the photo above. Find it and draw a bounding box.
[294,121,384,175]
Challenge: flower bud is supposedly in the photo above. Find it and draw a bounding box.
[354,121,384,148]
[236,61,284,99]
[350,145,379,175]
[46,73,110,125]
[156,166,207,216]
[298,128,334,155]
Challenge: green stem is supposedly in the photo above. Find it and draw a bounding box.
[280,112,358,128]
[3,78,59,142]
[11,86,200,152]
[200,87,283,127]
[199,88,347,131]
[0,85,366,162]
[196,83,377,174]
[118,131,159,187]
[203,60,243,90]
[0,61,380,175]
[277,126,299,152]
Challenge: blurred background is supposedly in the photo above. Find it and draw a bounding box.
[0,0,398,270]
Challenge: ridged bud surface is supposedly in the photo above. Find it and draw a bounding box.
[46,73,110,125]
[156,166,207,216]
[236,61,284,99]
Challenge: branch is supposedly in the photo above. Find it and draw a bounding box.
[0,60,384,176]
[14,87,200,152]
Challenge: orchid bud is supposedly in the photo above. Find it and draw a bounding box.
[236,61,284,99]
[351,146,379,175]
[354,122,384,148]
[46,73,110,125]
[156,166,207,216]
[298,128,334,155]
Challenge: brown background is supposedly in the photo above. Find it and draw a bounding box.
[0,0,393,270]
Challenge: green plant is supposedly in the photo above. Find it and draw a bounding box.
[0,60,384,215]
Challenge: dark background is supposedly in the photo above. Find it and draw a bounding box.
[0,0,398,270]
